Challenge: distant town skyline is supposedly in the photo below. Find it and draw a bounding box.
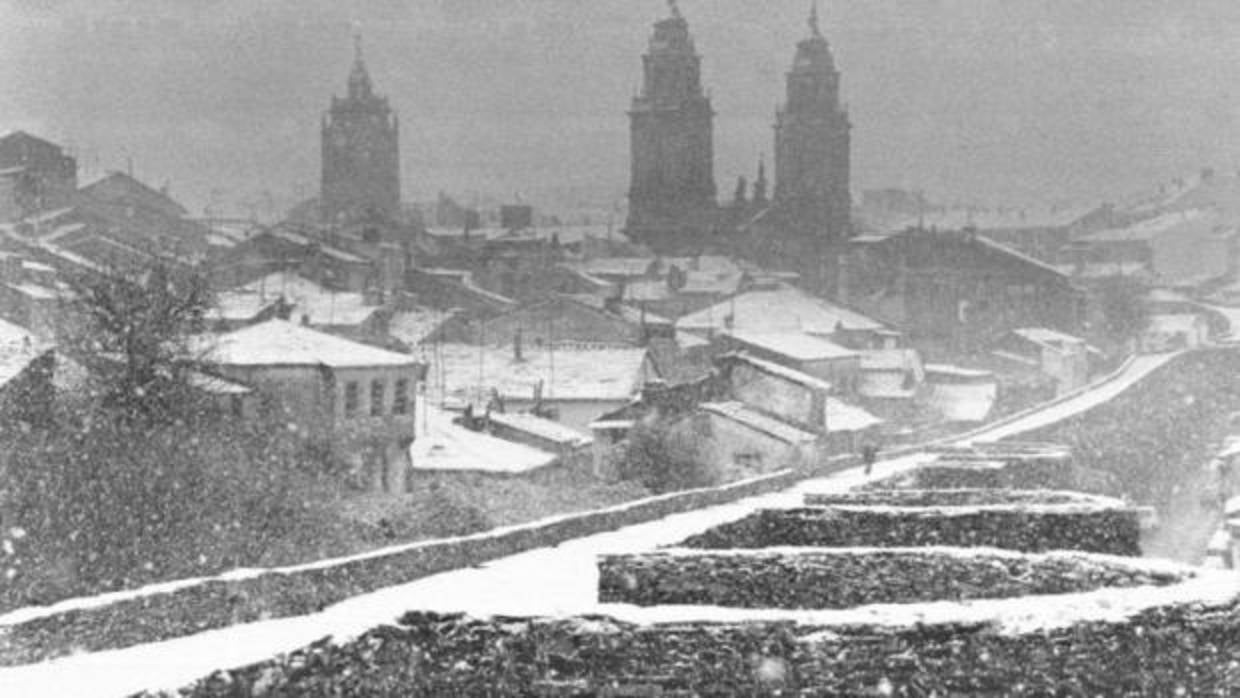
[4,0,1240,218]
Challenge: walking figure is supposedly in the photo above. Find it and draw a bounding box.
[861,442,879,476]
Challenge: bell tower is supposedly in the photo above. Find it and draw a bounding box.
[321,34,402,224]
[626,0,717,246]
[773,2,851,243]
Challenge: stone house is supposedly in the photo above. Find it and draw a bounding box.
[839,229,1085,347]
[713,329,861,391]
[0,131,77,220]
[197,319,423,493]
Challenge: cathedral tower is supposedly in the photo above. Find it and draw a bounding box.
[773,3,851,242]
[626,0,717,244]
[321,35,401,223]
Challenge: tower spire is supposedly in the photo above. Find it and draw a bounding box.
[347,30,373,100]
[668,0,682,20]
[809,1,822,38]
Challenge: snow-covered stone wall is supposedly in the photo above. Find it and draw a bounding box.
[598,548,1185,609]
[142,596,1240,696]
[863,454,1077,491]
[802,487,1114,508]
[674,505,1142,556]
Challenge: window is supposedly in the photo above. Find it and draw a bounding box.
[371,379,385,416]
[344,381,359,417]
[393,378,409,415]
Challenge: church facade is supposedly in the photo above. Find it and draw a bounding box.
[321,37,401,224]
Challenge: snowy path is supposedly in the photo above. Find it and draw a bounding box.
[0,353,1186,697]
[958,352,1177,443]
[0,454,932,698]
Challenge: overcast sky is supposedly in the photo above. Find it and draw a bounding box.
[3,0,1240,218]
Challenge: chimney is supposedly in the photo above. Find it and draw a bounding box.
[513,327,524,362]
[301,313,312,326]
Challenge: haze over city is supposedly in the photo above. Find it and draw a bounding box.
[5,0,1240,217]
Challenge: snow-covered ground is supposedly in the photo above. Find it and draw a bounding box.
[0,350,1192,697]
[0,455,929,698]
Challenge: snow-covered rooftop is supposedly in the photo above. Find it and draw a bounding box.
[572,257,658,278]
[1012,327,1103,356]
[390,307,457,348]
[429,344,650,403]
[487,411,592,446]
[0,317,48,387]
[724,330,858,362]
[926,364,995,380]
[927,378,998,423]
[729,352,834,393]
[199,319,418,369]
[186,371,252,395]
[825,397,883,433]
[677,285,884,336]
[410,403,557,474]
[701,401,819,444]
[212,272,379,326]
[1147,313,1205,335]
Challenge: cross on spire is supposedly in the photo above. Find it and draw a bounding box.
[809,1,822,38]
[353,31,364,63]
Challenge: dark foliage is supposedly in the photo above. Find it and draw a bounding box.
[617,422,718,494]
[1018,349,1240,506]
[1094,275,1149,342]
[0,407,344,611]
[58,260,214,424]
